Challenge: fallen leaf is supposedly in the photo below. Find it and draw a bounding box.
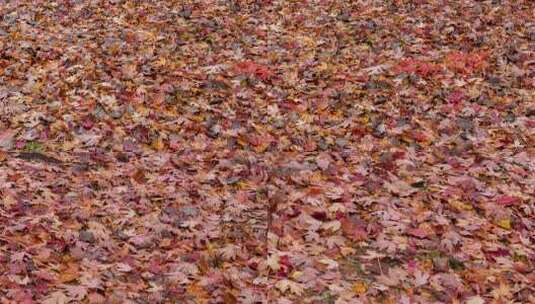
[42,291,69,304]
[496,219,511,230]
[466,295,485,304]
[0,129,16,150]
[0,150,7,161]
[352,281,368,295]
[385,178,417,197]
[275,279,304,296]
[266,254,280,271]
[495,195,521,206]
[407,228,430,239]
[59,265,80,284]
[87,293,105,304]
[116,263,133,272]
[64,285,88,301]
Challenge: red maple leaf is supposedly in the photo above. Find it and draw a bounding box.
[445,51,489,75]
[233,60,274,81]
[447,90,466,105]
[394,58,441,77]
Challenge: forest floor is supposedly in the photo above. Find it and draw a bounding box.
[0,1,534,303]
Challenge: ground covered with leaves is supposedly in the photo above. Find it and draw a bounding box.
[0,1,534,303]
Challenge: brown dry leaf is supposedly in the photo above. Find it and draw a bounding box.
[275,279,304,296]
[42,291,69,304]
[133,169,146,183]
[59,264,80,284]
[0,150,7,162]
[385,178,417,197]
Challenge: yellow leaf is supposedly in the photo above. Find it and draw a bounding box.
[206,242,215,254]
[61,140,78,151]
[449,200,473,211]
[236,180,251,190]
[151,137,165,151]
[190,115,204,123]
[496,219,511,230]
[316,62,331,73]
[155,56,167,68]
[290,271,303,280]
[353,281,368,295]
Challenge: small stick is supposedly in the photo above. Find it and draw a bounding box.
[377,257,384,275]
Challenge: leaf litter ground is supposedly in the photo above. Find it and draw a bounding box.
[0,1,534,303]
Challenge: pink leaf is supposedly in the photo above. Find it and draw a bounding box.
[407,228,429,239]
[495,195,521,206]
[447,90,465,105]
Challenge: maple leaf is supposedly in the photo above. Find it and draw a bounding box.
[376,273,399,287]
[340,217,368,241]
[326,235,346,249]
[361,64,392,76]
[87,221,110,241]
[202,64,229,74]
[116,263,133,272]
[7,288,33,304]
[407,227,430,239]
[275,279,304,296]
[321,220,341,233]
[42,291,69,304]
[394,58,441,77]
[0,128,17,150]
[233,60,274,81]
[465,296,485,304]
[63,285,88,301]
[491,282,512,300]
[495,195,521,206]
[413,269,430,287]
[352,281,368,295]
[315,154,330,170]
[86,293,105,304]
[266,254,281,271]
[79,273,103,290]
[218,244,239,261]
[495,218,511,230]
[385,178,417,197]
[445,51,489,74]
[447,90,466,105]
[319,258,339,270]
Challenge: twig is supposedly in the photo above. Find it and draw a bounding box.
[377,257,384,275]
